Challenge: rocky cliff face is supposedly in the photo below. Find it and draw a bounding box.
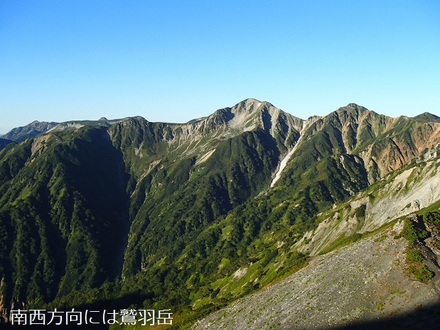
[292,103,440,184]
[296,145,440,256]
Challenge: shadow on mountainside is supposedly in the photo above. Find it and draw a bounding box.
[330,301,440,330]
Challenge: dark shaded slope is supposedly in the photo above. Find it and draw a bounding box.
[0,139,13,151]
[330,302,440,330]
[0,127,129,309]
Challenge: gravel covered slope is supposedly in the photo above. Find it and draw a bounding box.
[192,221,440,329]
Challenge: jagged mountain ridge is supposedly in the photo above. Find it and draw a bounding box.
[2,120,58,143]
[281,103,440,184]
[0,99,439,328]
[2,99,438,176]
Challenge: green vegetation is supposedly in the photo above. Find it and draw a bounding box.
[355,204,367,219]
[0,119,322,326]
[0,127,129,308]
[424,210,440,227]
[401,218,429,246]
[401,206,440,283]
[406,248,424,263]
[409,264,435,282]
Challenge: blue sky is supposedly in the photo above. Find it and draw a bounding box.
[1,0,439,134]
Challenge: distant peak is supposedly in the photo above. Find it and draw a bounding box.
[346,103,369,110]
[99,117,108,121]
[233,98,277,113]
[337,103,368,113]
[229,99,261,113]
[233,98,262,108]
[412,112,440,123]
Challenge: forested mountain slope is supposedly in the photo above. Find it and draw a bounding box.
[0,99,438,328]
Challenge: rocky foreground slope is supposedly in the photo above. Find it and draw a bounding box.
[192,220,440,330]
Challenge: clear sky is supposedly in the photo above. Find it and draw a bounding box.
[1,0,439,134]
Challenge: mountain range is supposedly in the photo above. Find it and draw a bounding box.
[0,99,439,329]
